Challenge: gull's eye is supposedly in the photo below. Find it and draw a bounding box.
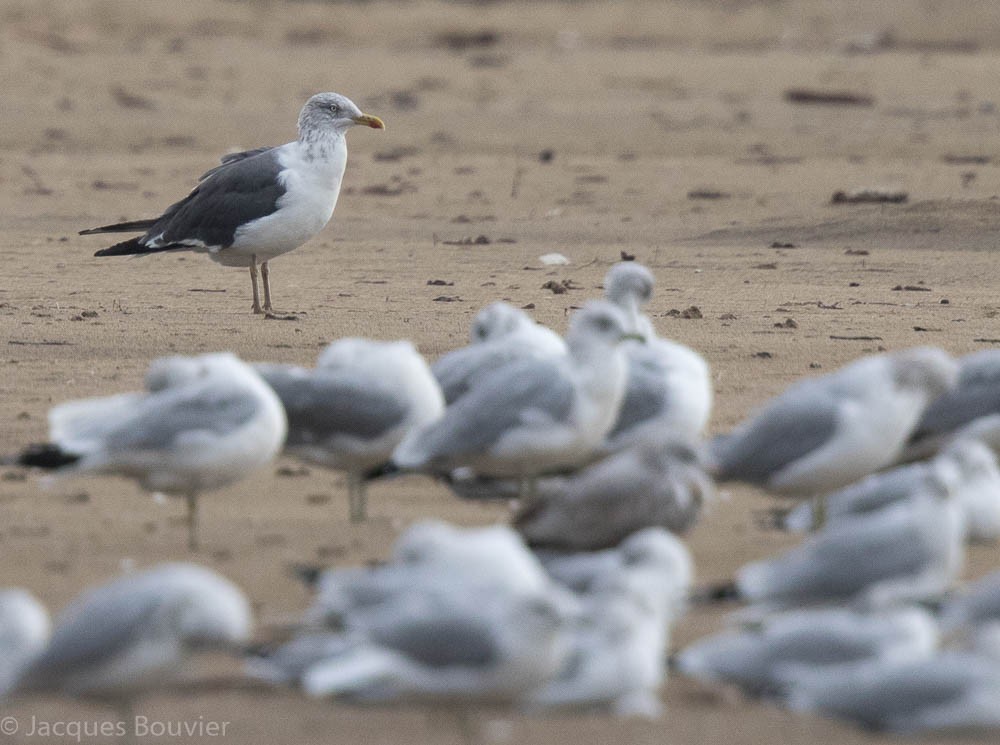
[328,103,341,115]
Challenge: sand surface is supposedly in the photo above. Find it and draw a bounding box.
[2,1,1000,742]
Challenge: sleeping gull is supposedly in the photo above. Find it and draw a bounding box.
[709,346,957,497]
[719,493,965,609]
[3,563,251,727]
[14,352,287,550]
[602,262,713,450]
[393,301,638,499]
[902,349,1000,461]
[513,438,714,551]
[432,301,566,405]
[80,92,384,317]
[786,652,1000,734]
[537,527,694,623]
[777,438,1000,540]
[0,590,50,694]
[255,338,443,522]
[302,521,553,629]
[675,606,938,698]
[299,590,574,704]
[526,558,674,718]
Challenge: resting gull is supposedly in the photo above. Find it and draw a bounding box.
[721,493,966,609]
[777,438,1000,540]
[786,652,1000,734]
[675,606,938,698]
[602,262,713,450]
[255,338,443,522]
[302,521,553,630]
[432,301,566,405]
[299,590,574,705]
[393,301,638,499]
[80,92,384,317]
[902,349,1000,461]
[3,563,251,727]
[0,590,50,694]
[14,352,287,550]
[941,569,1000,657]
[526,560,674,718]
[514,438,714,551]
[709,346,957,497]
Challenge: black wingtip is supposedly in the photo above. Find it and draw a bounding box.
[690,581,741,604]
[16,443,80,470]
[290,563,323,588]
[363,461,402,481]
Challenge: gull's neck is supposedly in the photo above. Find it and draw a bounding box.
[297,127,347,162]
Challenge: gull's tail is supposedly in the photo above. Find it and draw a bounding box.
[13,443,80,470]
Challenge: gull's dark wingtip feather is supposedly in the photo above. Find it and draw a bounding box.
[15,443,80,470]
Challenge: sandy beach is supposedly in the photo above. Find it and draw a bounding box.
[2,1,1000,742]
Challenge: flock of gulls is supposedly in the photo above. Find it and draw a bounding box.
[4,92,1000,737]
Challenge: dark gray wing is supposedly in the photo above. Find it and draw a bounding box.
[418,358,574,464]
[257,365,407,444]
[370,617,498,669]
[139,147,286,249]
[103,384,258,452]
[199,147,276,181]
[711,387,840,484]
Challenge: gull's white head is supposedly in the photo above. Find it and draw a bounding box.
[470,302,532,344]
[298,92,385,141]
[565,301,638,359]
[603,263,656,338]
[163,564,253,652]
[889,346,958,399]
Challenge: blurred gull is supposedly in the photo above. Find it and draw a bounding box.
[602,262,713,450]
[675,605,938,698]
[526,558,674,718]
[303,521,554,629]
[394,301,637,499]
[903,349,1000,461]
[300,590,574,704]
[0,590,50,694]
[14,352,287,550]
[538,527,694,624]
[432,302,565,405]
[941,569,1000,657]
[778,438,1000,540]
[787,652,1000,734]
[4,564,251,722]
[722,493,965,609]
[709,347,957,497]
[514,439,714,551]
[256,338,443,522]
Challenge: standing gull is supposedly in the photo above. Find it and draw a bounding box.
[393,301,638,499]
[709,347,957,497]
[80,92,384,317]
[14,352,287,550]
[255,338,443,522]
